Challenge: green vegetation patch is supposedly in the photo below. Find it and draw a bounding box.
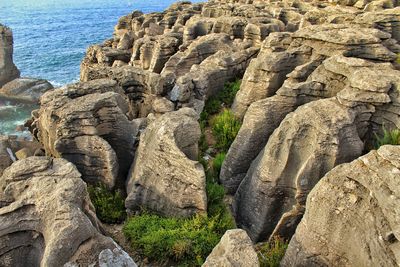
[211,109,242,152]
[88,183,126,224]
[257,237,289,267]
[374,126,400,149]
[123,189,235,266]
[202,79,241,118]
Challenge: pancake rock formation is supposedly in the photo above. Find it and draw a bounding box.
[125,108,207,218]
[29,79,136,189]
[0,157,136,267]
[282,145,400,267]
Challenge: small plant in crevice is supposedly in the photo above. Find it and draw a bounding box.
[374,126,400,149]
[88,183,126,224]
[211,109,241,152]
[257,237,289,267]
[219,79,241,107]
[212,152,226,176]
[202,79,242,119]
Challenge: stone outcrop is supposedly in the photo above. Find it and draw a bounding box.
[0,135,42,176]
[0,156,136,267]
[225,23,400,241]
[202,229,260,267]
[28,79,136,189]
[80,0,302,118]
[0,78,53,103]
[282,145,400,267]
[125,108,207,218]
[0,24,20,87]
[11,1,398,265]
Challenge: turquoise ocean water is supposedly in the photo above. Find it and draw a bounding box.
[0,0,198,135]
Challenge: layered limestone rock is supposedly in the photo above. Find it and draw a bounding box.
[0,157,136,267]
[223,21,400,195]
[28,79,136,188]
[0,24,20,87]
[0,78,53,103]
[225,22,400,241]
[80,0,304,117]
[202,229,260,267]
[282,145,400,267]
[125,108,207,218]
[233,98,365,242]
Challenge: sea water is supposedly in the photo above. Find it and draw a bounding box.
[0,0,200,135]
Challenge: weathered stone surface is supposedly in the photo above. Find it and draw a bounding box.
[161,33,234,78]
[0,157,136,267]
[234,98,365,242]
[0,24,20,87]
[282,145,400,267]
[29,79,135,189]
[130,33,182,73]
[80,64,169,118]
[0,78,53,103]
[202,229,259,267]
[98,246,138,267]
[232,33,312,118]
[221,95,298,194]
[0,135,42,176]
[125,108,207,218]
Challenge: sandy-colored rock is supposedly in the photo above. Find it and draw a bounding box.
[233,98,364,242]
[29,79,135,189]
[0,24,20,87]
[282,145,400,267]
[202,229,259,267]
[125,108,207,217]
[0,156,136,267]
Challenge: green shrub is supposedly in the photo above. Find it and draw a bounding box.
[374,127,400,149]
[211,109,241,152]
[123,210,234,266]
[203,79,241,118]
[258,237,288,267]
[88,184,126,224]
[212,152,226,176]
[219,80,241,107]
[204,97,222,116]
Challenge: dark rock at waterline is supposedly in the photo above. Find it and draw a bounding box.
[0,24,20,87]
[0,78,53,103]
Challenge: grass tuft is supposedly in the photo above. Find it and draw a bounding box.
[88,183,126,224]
[257,237,289,267]
[374,126,400,149]
[211,109,241,152]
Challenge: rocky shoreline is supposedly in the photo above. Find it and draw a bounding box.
[1,0,400,266]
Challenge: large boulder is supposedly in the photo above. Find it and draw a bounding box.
[125,108,207,218]
[202,229,260,267]
[0,78,53,103]
[0,156,136,267]
[0,24,20,87]
[29,79,136,189]
[233,98,364,242]
[282,145,400,267]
